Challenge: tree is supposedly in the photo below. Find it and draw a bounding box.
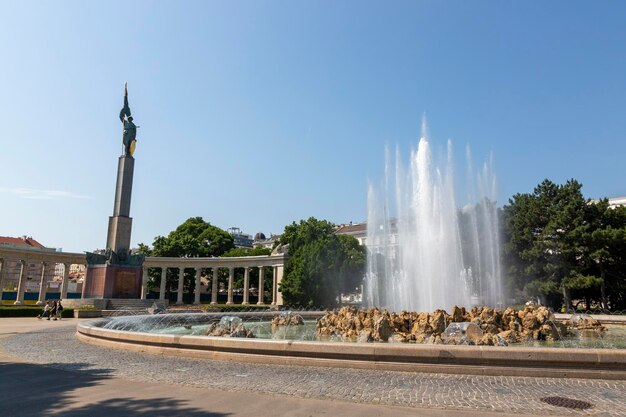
[578,201,626,310]
[502,179,588,309]
[502,179,626,311]
[279,217,366,307]
[139,217,234,297]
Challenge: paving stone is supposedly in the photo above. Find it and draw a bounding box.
[0,326,625,416]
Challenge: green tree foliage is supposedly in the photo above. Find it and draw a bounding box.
[279,218,366,307]
[502,179,626,310]
[139,217,234,296]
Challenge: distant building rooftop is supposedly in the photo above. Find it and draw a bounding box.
[335,223,367,234]
[0,236,59,253]
[227,227,254,248]
[0,235,45,249]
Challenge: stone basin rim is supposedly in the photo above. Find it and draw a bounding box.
[76,315,626,381]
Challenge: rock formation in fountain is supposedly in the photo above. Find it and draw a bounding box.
[271,313,304,331]
[316,306,605,346]
[205,316,255,338]
[365,121,503,312]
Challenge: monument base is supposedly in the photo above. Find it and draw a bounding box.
[84,264,142,299]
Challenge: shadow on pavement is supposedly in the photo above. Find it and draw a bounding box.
[0,362,230,417]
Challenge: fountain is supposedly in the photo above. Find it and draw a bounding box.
[74,120,624,380]
[365,120,503,312]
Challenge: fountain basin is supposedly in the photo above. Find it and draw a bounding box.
[76,313,626,380]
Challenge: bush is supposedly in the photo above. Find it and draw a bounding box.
[203,304,270,313]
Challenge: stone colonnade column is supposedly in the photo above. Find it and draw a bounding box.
[81,264,89,299]
[141,267,149,300]
[60,263,71,300]
[36,262,47,305]
[271,266,278,306]
[14,260,26,305]
[0,258,4,301]
[194,267,202,305]
[211,267,218,305]
[159,267,167,300]
[275,265,284,306]
[226,267,234,305]
[176,267,185,305]
[242,267,250,305]
[257,266,264,305]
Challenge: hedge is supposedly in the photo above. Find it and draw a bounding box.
[203,304,273,313]
[0,307,74,318]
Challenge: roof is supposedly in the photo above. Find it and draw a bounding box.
[0,236,45,248]
[335,223,367,234]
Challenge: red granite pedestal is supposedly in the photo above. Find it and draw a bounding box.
[84,265,142,299]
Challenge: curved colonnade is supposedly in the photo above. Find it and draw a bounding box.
[0,246,86,305]
[142,255,287,305]
[0,246,288,306]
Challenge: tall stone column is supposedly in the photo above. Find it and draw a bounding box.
[14,260,26,305]
[106,155,135,256]
[257,266,264,305]
[194,267,202,305]
[211,268,218,305]
[275,265,284,306]
[226,267,234,305]
[176,267,185,305]
[242,267,250,305]
[271,266,278,306]
[140,267,149,300]
[60,263,71,300]
[159,267,167,300]
[36,262,47,305]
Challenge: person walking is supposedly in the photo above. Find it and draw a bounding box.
[55,300,64,320]
[38,301,51,320]
[50,300,58,321]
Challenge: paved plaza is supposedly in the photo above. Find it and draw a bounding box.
[0,318,625,417]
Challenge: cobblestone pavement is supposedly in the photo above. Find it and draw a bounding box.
[1,325,625,416]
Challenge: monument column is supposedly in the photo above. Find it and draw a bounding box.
[60,263,70,299]
[176,267,185,304]
[85,83,144,300]
[14,260,26,305]
[36,262,47,305]
[257,266,264,305]
[159,267,167,300]
[242,267,250,305]
[226,267,234,305]
[211,267,218,305]
[194,267,202,305]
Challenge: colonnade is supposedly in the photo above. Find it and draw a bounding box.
[0,247,87,305]
[140,263,285,305]
[0,247,288,307]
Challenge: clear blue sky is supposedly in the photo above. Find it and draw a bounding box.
[1,1,625,252]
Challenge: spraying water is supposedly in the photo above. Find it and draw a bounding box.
[365,121,503,312]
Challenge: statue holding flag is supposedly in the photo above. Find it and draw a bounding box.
[119,82,137,156]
